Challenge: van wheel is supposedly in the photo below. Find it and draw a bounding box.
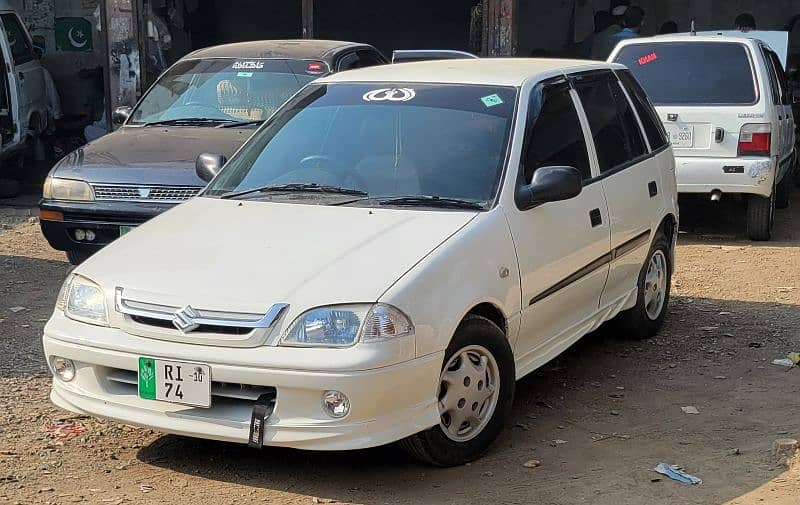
[614,232,671,339]
[66,249,92,265]
[398,315,514,467]
[746,193,774,241]
[776,174,791,209]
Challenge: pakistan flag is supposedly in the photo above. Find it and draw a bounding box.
[55,17,92,52]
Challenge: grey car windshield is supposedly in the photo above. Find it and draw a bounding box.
[128,58,322,124]
[203,83,517,206]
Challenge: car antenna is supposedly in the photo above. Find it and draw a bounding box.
[690,19,696,35]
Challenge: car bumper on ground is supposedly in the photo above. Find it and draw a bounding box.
[42,313,442,451]
[675,156,775,198]
[38,199,177,253]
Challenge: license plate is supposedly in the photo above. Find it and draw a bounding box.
[665,124,694,148]
[119,225,134,236]
[138,357,211,408]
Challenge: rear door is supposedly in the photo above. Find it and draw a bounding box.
[763,46,795,169]
[612,41,762,159]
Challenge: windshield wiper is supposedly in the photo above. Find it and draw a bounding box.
[218,119,265,128]
[220,183,368,200]
[378,195,485,210]
[142,117,235,127]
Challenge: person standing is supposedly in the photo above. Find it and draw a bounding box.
[590,9,623,59]
[735,12,757,32]
[609,6,645,50]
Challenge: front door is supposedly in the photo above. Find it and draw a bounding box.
[506,80,611,378]
[0,12,43,140]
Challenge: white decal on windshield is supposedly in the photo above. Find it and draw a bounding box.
[232,60,265,70]
[362,88,416,102]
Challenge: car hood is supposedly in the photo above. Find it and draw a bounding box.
[52,126,253,186]
[78,198,478,314]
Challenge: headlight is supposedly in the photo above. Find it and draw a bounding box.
[281,303,414,348]
[61,275,108,326]
[43,177,94,201]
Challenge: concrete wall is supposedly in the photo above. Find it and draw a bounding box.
[19,0,104,120]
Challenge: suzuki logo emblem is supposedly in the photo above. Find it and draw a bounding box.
[137,187,151,198]
[362,88,416,102]
[173,305,201,333]
[667,113,678,122]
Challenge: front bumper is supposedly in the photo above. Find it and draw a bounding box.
[42,314,442,451]
[675,156,775,197]
[39,199,176,253]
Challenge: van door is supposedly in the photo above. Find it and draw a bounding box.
[612,41,762,159]
[507,79,611,376]
[0,12,43,134]
[763,47,795,175]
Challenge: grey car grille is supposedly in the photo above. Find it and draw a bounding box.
[92,185,202,202]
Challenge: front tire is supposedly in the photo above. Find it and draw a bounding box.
[66,249,93,265]
[747,193,774,241]
[614,232,672,339]
[398,315,514,466]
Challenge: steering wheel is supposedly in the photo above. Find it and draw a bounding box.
[172,103,228,117]
[271,155,367,190]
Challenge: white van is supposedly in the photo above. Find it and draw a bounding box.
[0,2,51,177]
[611,35,795,240]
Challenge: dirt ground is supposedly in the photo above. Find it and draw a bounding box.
[1,190,799,505]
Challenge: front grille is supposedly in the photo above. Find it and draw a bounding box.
[130,315,252,335]
[92,185,201,202]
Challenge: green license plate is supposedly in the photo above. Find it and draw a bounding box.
[138,357,211,408]
[119,225,133,236]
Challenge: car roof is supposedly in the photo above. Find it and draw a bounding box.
[183,40,378,64]
[318,58,625,86]
[615,34,760,48]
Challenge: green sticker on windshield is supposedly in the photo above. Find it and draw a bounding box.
[237,72,253,78]
[481,94,504,107]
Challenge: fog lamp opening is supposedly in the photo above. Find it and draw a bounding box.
[322,390,350,418]
[51,357,75,382]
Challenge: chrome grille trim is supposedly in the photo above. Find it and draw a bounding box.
[92,184,201,202]
[114,287,288,332]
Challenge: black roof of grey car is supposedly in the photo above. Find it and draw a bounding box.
[184,39,378,63]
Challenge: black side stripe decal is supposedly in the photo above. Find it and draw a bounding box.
[528,229,651,306]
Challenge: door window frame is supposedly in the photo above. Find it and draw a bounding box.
[568,69,659,183]
[0,13,34,66]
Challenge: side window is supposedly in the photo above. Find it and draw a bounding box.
[574,73,647,173]
[521,82,592,183]
[1,14,33,66]
[768,50,791,105]
[762,47,781,105]
[337,53,360,72]
[356,50,385,68]
[617,70,668,151]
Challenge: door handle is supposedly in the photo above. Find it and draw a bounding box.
[715,127,725,143]
[648,181,658,197]
[589,208,602,227]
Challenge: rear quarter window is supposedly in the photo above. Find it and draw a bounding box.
[613,42,757,105]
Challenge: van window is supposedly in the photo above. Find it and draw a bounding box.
[616,70,668,151]
[614,42,757,105]
[574,73,647,173]
[521,82,591,182]
[765,49,790,105]
[1,14,33,66]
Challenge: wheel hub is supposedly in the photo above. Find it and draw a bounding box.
[644,250,668,320]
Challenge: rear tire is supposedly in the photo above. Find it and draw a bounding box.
[398,315,514,467]
[614,232,672,340]
[66,249,92,265]
[746,193,774,241]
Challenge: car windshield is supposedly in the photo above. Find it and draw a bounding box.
[614,42,758,105]
[203,83,517,208]
[128,58,324,125]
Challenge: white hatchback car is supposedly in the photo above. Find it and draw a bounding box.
[611,35,795,241]
[43,59,678,466]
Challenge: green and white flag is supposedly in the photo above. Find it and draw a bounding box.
[55,17,92,52]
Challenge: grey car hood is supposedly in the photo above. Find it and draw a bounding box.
[52,126,253,186]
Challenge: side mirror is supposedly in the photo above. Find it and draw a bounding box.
[112,106,132,126]
[516,166,583,210]
[196,153,226,182]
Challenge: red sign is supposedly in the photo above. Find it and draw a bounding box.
[638,52,658,66]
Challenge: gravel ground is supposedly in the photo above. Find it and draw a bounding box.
[1,192,799,505]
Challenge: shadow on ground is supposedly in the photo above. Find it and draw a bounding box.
[136,294,800,505]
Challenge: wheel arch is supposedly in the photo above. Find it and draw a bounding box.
[462,302,507,336]
[657,213,678,272]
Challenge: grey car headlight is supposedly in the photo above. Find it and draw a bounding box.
[43,176,95,201]
[280,303,414,348]
[59,275,109,326]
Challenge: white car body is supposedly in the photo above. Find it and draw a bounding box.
[43,59,678,456]
[610,35,795,201]
[0,3,50,163]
